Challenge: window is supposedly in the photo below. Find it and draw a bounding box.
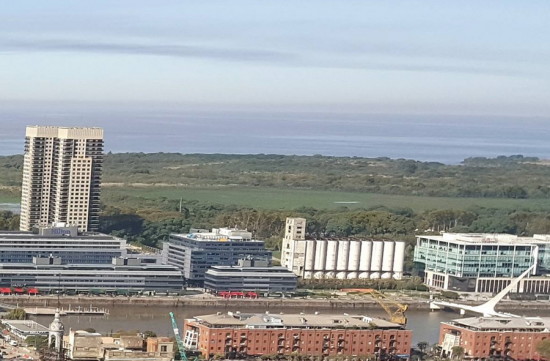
[161,346,168,352]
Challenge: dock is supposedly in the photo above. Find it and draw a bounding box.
[24,304,109,316]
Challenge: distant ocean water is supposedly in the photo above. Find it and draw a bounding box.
[1,107,549,164]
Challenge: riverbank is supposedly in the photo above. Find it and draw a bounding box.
[2,295,549,312]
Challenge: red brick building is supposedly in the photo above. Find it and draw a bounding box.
[439,316,550,360]
[183,312,411,359]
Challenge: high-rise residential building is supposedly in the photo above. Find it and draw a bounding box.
[20,126,103,232]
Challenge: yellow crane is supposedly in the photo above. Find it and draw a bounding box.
[341,288,408,325]
[368,289,408,325]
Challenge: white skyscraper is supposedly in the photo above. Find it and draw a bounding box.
[20,126,104,232]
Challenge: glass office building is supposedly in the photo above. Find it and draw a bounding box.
[414,233,550,292]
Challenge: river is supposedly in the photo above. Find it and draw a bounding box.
[28,305,549,346]
[2,110,550,164]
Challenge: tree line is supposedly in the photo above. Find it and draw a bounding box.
[2,153,550,199]
[98,199,550,252]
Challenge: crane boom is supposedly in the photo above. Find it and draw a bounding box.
[170,312,188,361]
[368,290,408,325]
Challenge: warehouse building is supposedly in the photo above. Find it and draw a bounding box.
[162,228,271,286]
[439,316,550,360]
[414,233,550,293]
[281,218,406,280]
[183,312,411,359]
[204,258,297,293]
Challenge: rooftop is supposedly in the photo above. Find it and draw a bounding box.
[417,233,550,245]
[444,316,550,331]
[2,320,49,333]
[172,227,260,242]
[205,266,296,277]
[189,312,403,329]
[0,231,122,241]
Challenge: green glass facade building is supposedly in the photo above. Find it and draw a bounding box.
[414,233,550,293]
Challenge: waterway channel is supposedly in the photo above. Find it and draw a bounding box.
[29,305,550,345]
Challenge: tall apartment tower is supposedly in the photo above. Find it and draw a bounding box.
[20,126,104,232]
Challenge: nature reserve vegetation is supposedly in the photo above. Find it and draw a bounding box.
[1,153,549,273]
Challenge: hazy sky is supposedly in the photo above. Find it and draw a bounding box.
[1,1,550,117]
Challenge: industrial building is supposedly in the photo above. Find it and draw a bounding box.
[439,316,550,360]
[0,226,126,264]
[281,218,406,279]
[183,312,412,359]
[414,233,550,293]
[0,256,184,292]
[204,258,297,293]
[20,126,104,232]
[162,228,271,286]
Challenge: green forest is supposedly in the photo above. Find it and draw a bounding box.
[1,153,549,265]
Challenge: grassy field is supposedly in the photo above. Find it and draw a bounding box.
[101,185,550,212]
[4,184,548,213]
[0,191,20,204]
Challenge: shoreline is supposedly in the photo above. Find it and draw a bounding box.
[2,295,549,312]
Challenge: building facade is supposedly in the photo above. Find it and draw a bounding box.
[162,228,271,286]
[183,312,412,359]
[0,256,184,292]
[414,233,550,292]
[0,228,126,264]
[439,316,550,361]
[65,331,174,361]
[20,126,103,232]
[204,258,297,293]
[281,218,406,280]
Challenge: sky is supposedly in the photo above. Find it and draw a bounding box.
[1,0,550,117]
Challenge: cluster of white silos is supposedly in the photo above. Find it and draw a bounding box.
[302,239,405,280]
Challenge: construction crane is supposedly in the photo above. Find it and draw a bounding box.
[340,288,408,324]
[368,289,408,325]
[170,312,189,361]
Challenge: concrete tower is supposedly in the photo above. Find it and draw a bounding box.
[281,217,307,274]
[20,126,104,232]
[48,310,65,352]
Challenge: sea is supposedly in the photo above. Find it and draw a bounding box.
[0,106,549,164]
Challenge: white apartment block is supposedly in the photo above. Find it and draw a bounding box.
[281,217,405,280]
[20,126,103,232]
